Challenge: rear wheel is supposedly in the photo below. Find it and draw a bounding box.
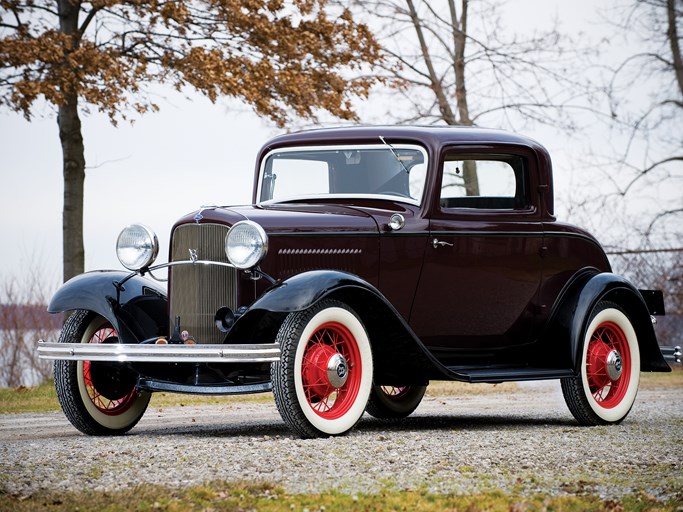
[272,300,373,438]
[366,385,426,419]
[54,310,150,435]
[561,301,640,425]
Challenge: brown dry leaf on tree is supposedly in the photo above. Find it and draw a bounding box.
[0,0,384,281]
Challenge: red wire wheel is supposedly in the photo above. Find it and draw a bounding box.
[82,324,137,415]
[380,386,409,397]
[585,320,631,409]
[300,321,362,419]
[365,383,427,419]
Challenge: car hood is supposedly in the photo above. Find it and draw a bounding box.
[175,203,380,235]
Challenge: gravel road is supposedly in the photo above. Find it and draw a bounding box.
[1,382,681,500]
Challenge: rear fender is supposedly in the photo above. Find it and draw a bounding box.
[545,271,670,374]
[48,271,168,344]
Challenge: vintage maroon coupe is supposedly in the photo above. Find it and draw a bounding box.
[38,126,671,438]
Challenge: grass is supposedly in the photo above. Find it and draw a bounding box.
[0,482,680,512]
[426,380,519,397]
[640,365,683,389]
[0,382,59,414]
[1,366,680,414]
[0,382,271,414]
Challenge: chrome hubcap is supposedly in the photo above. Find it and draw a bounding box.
[606,349,623,381]
[327,353,348,388]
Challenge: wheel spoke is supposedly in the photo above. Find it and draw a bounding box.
[83,324,136,414]
[585,320,631,408]
[300,320,362,420]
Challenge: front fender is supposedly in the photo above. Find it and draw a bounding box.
[227,270,463,384]
[49,271,168,344]
[567,273,670,373]
[250,270,378,313]
[226,270,383,345]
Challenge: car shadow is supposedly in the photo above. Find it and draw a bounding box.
[129,411,578,439]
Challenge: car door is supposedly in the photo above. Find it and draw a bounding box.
[409,149,544,360]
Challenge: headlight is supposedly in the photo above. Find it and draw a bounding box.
[225,221,268,269]
[116,224,159,270]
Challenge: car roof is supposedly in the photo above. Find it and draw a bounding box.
[261,125,546,150]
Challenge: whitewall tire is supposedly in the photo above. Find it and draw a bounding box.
[561,301,640,425]
[54,310,151,435]
[272,300,373,438]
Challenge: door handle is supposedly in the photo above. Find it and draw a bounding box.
[432,238,454,249]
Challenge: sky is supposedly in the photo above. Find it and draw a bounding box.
[0,0,678,294]
[2,95,280,289]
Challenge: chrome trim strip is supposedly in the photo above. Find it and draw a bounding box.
[37,341,280,363]
[147,259,237,272]
[278,248,362,255]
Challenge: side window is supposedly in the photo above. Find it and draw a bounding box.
[440,154,527,210]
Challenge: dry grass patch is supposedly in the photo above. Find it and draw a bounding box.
[640,365,683,389]
[1,482,680,512]
[426,380,518,397]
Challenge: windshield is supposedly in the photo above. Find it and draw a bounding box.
[257,144,428,205]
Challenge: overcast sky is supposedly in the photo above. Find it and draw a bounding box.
[1,0,676,292]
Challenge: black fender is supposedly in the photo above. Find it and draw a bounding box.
[543,270,670,374]
[48,271,168,344]
[226,270,461,384]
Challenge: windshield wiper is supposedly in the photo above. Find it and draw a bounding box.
[379,136,410,175]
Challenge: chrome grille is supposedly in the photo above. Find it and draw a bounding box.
[169,223,238,344]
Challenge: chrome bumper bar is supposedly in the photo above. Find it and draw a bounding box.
[661,345,682,364]
[37,341,281,364]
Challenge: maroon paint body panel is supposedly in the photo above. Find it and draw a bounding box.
[166,126,630,364]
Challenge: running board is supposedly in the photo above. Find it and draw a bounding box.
[37,341,281,364]
[446,366,575,383]
[137,378,272,395]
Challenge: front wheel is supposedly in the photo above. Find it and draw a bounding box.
[54,310,150,435]
[561,301,640,425]
[271,300,373,438]
[365,385,426,419]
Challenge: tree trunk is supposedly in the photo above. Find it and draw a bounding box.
[667,0,683,98]
[448,0,478,195]
[406,0,457,124]
[58,97,85,282]
[58,0,85,282]
[450,0,472,126]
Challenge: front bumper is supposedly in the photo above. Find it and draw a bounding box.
[37,341,281,364]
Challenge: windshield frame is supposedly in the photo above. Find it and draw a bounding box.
[256,143,429,207]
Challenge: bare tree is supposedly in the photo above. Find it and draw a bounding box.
[346,0,595,195]
[350,0,596,126]
[591,0,682,244]
[0,268,59,387]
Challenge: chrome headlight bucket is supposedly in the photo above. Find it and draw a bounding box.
[116,224,159,270]
[225,220,268,269]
